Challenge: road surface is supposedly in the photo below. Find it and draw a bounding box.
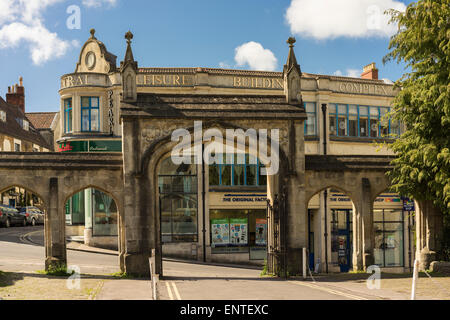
[0,226,378,300]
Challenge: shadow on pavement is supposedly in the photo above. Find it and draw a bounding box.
[0,270,128,288]
[0,270,24,288]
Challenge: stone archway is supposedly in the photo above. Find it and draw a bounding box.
[305,185,358,273]
[120,119,294,277]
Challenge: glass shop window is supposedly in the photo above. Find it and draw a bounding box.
[210,209,267,260]
[374,209,404,267]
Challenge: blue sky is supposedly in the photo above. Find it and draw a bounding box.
[0,0,416,113]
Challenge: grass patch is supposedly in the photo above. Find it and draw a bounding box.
[349,270,367,274]
[36,263,74,277]
[260,259,268,276]
[109,271,133,279]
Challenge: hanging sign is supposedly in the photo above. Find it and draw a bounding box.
[402,198,415,211]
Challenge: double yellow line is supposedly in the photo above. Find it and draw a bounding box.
[165,281,182,300]
[289,280,370,300]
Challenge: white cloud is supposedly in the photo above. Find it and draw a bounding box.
[82,0,117,8]
[218,61,231,69]
[346,69,360,78]
[285,0,406,40]
[334,69,361,78]
[234,41,277,71]
[0,0,76,65]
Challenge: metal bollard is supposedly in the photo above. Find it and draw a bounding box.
[411,259,419,300]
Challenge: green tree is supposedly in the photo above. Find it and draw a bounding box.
[383,0,450,258]
[383,0,450,211]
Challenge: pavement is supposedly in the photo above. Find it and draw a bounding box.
[1,225,449,300]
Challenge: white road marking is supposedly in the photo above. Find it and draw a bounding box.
[289,281,369,300]
[165,281,174,300]
[171,282,181,300]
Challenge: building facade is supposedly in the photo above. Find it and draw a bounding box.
[0,78,52,209]
[55,30,418,273]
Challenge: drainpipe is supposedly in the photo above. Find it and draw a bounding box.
[322,103,329,273]
[201,144,206,262]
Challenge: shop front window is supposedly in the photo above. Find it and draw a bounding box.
[331,209,353,272]
[374,209,404,267]
[92,189,118,236]
[210,209,267,260]
[209,154,266,187]
[158,157,198,243]
[81,96,100,132]
[65,191,85,226]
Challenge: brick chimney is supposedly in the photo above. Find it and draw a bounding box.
[6,76,25,113]
[361,63,378,80]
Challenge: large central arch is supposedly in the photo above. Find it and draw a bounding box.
[137,120,292,276]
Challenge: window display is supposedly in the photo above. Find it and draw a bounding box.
[210,209,266,259]
[374,209,404,267]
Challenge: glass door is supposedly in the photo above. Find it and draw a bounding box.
[332,209,352,272]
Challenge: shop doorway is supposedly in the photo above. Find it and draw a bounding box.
[331,209,352,272]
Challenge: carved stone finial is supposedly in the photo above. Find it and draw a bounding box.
[90,28,96,39]
[287,37,296,47]
[125,31,134,44]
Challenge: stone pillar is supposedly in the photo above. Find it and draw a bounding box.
[83,188,93,246]
[353,178,374,270]
[285,120,307,276]
[415,200,443,270]
[122,119,151,277]
[286,177,307,276]
[45,177,67,270]
[352,202,363,270]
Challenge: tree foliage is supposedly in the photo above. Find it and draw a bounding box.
[383,0,450,215]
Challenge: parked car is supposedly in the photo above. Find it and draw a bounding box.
[19,206,45,226]
[0,205,27,228]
